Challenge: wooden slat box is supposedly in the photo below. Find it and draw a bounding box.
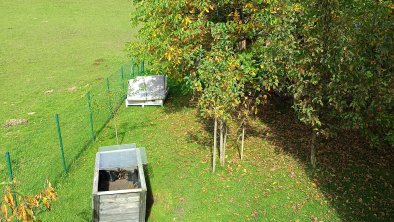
[93,148,147,222]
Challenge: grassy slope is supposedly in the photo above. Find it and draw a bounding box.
[0,0,135,191]
[42,87,393,221]
[41,89,341,221]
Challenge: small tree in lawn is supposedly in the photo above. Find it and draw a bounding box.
[129,0,290,170]
[108,86,125,145]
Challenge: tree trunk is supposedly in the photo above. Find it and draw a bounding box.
[223,122,227,165]
[241,125,245,160]
[310,130,317,168]
[212,117,217,173]
[219,120,224,166]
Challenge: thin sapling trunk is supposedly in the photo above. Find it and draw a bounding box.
[241,125,245,160]
[223,122,227,165]
[219,120,224,166]
[212,117,218,173]
[310,130,317,168]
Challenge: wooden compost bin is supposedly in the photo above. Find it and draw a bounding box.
[92,147,147,222]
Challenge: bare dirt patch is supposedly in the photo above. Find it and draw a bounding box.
[44,89,54,94]
[93,58,105,66]
[3,119,28,128]
[67,86,77,92]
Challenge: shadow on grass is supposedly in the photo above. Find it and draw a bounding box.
[162,80,193,114]
[186,117,213,150]
[144,165,154,220]
[52,100,124,186]
[253,100,394,221]
[175,88,393,221]
[77,210,91,222]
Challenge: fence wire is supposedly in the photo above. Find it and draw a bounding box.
[1,59,142,194]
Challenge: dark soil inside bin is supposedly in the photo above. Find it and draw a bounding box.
[98,168,140,191]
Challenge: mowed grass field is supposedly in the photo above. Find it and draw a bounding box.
[1,1,393,222]
[0,0,135,191]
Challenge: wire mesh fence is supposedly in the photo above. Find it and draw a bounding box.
[2,59,147,194]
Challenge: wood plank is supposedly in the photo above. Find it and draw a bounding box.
[101,219,139,222]
[100,213,139,221]
[92,153,100,194]
[100,206,139,214]
[100,203,139,211]
[97,188,143,196]
[100,194,140,203]
[100,199,140,207]
[139,191,146,222]
[136,149,147,221]
[100,200,140,209]
[136,149,147,191]
[100,213,139,218]
[92,194,100,222]
[101,220,138,222]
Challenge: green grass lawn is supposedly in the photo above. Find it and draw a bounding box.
[0,0,135,192]
[40,85,393,221]
[1,1,393,221]
[40,88,338,221]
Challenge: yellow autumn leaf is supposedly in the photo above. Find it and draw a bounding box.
[6,192,14,209]
[42,197,50,209]
[1,203,8,218]
[184,16,191,25]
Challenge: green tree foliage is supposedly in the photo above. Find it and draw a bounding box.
[129,0,393,168]
[283,0,393,146]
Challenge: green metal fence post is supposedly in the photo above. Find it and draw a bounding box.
[55,113,67,174]
[106,77,112,119]
[137,63,140,77]
[5,152,17,207]
[141,60,144,75]
[87,92,95,143]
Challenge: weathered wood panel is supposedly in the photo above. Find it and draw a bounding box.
[93,148,147,222]
[100,213,140,222]
[100,205,139,214]
[100,193,140,203]
[93,195,100,222]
